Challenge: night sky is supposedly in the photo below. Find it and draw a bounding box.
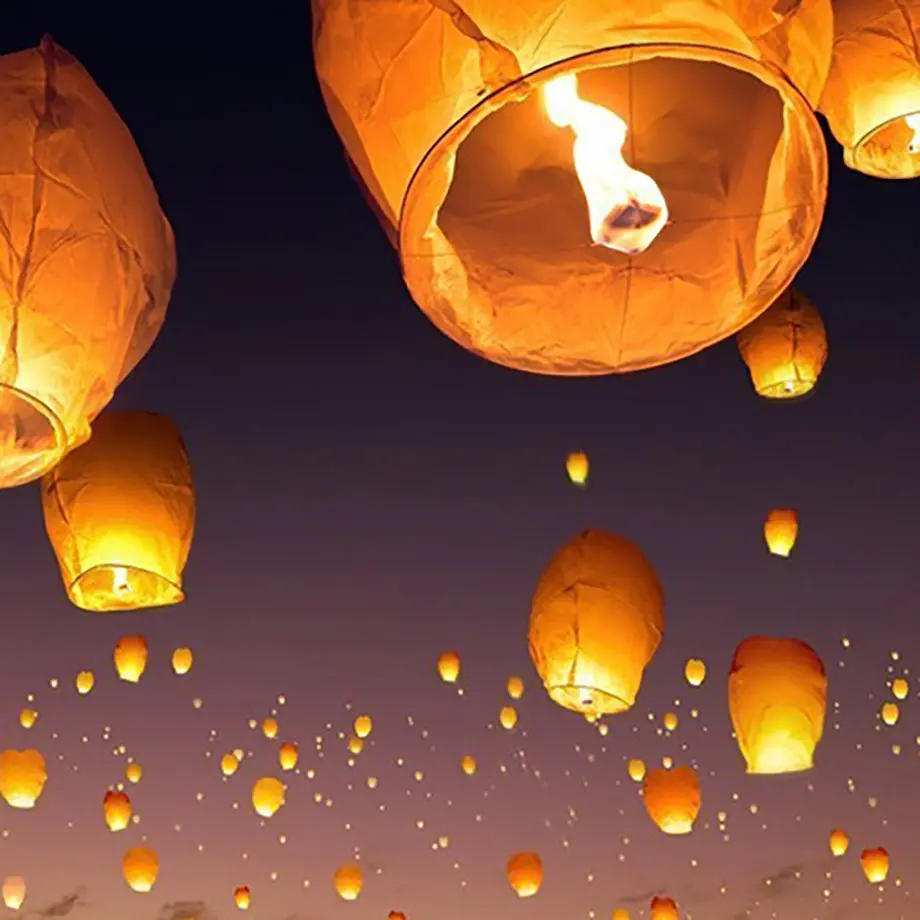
[1,6,920,920]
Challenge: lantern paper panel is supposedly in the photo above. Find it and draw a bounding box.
[42,410,195,612]
[0,39,176,489]
[642,765,701,835]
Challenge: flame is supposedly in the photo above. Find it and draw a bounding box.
[906,113,920,154]
[112,566,131,593]
[543,73,668,255]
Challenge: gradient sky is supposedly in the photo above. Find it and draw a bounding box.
[1,6,920,920]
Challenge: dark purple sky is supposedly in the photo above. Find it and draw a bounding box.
[1,7,920,920]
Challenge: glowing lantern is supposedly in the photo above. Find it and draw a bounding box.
[347,736,364,755]
[613,911,630,920]
[460,755,478,776]
[388,913,407,920]
[829,828,849,857]
[820,0,920,179]
[0,749,47,809]
[312,0,830,377]
[251,777,285,818]
[172,647,193,675]
[892,677,909,700]
[529,529,664,717]
[333,864,363,901]
[103,789,132,832]
[737,289,827,399]
[0,38,175,490]
[278,742,299,771]
[499,706,518,730]
[861,847,890,883]
[566,452,589,486]
[685,658,706,687]
[663,712,679,732]
[437,651,461,683]
[729,637,827,774]
[262,718,278,740]
[1,876,25,911]
[221,753,240,777]
[764,509,798,557]
[507,676,524,699]
[125,763,142,784]
[506,852,543,898]
[650,896,679,920]
[354,715,372,738]
[627,758,647,783]
[881,702,900,726]
[114,635,148,683]
[75,671,95,695]
[18,709,36,729]
[122,847,158,893]
[234,885,251,910]
[642,766,701,835]
[42,411,195,611]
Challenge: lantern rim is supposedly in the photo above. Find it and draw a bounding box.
[0,383,68,488]
[547,682,633,716]
[752,376,819,400]
[68,563,184,612]
[848,107,920,180]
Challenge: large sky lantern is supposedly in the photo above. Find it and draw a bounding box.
[41,411,196,612]
[529,529,664,718]
[122,846,159,893]
[642,765,701,835]
[820,0,920,179]
[0,39,176,490]
[312,0,830,376]
[737,289,828,399]
[729,636,828,775]
[0,749,47,809]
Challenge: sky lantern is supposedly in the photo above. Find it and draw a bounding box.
[333,864,363,901]
[507,676,524,699]
[221,753,240,777]
[820,0,920,179]
[613,911,630,920]
[627,758,647,783]
[764,509,798,557]
[114,635,148,683]
[460,755,478,776]
[42,411,195,612]
[650,896,679,920]
[262,717,279,739]
[437,651,461,683]
[506,851,543,898]
[729,637,827,774]
[829,828,849,857]
[881,702,900,726]
[566,452,589,487]
[0,749,47,809]
[75,671,95,695]
[861,847,890,883]
[125,762,143,784]
[1,876,25,911]
[172,647,193,675]
[251,777,285,818]
[685,658,706,687]
[234,885,251,910]
[529,529,664,717]
[103,789,133,832]
[0,38,175,490]
[663,712,679,732]
[18,708,37,729]
[354,714,372,738]
[122,846,159,893]
[388,913,407,920]
[892,677,909,700]
[312,0,830,377]
[279,742,299,771]
[499,706,518,730]
[347,736,364,755]
[737,289,827,399]
[642,766,701,835]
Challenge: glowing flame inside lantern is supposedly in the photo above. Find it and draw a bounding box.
[906,113,920,154]
[543,73,668,255]
[112,566,130,594]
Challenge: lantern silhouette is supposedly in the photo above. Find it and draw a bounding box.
[861,847,890,883]
[103,790,132,831]
[461,755,477,776]
[737,289,827,399]
[1,877,25,911]
[0,749,47,808]
[663,712,679,732]
[881,702,900,726]
[333,864,363,901]
[252,777,285,817]
[114,635,148,683]
[764,509,798,557]
[347,736,364,755]
[279,743,299,771]
[829,828,849,856]
[234,885,251,910]
[529,529,664,717]
[354,715,372,738]
[685,658,707,687]
[172,647,193,675]
[262,718,279,739]
[729,637,827,774]
[892,677,909,700]
[642,766,701,835]
[19,708,37,729]
[221,753,240,777]
[507,851,543,897]
[312,0,830,376]
[437,651,461,682]
[566,452,589,486]
[499,705,518,730]
[651,896,679,920]
[507,676,524,699]
[820,0,920,179]
[123,847,158,893]
[389,913,407,920]
[42,411,195,612]
[125,762,142,784]
[627,758,647,783]
[0,38,175,489]
[75,671,95,695]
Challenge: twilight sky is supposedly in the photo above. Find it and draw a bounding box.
[2,6,920,920]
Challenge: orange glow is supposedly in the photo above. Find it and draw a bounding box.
[499,706,518,730]
[1,876,25,911]
[234,885,251,909]
[437,651,461,683]
[103,790,133,832]
[764,509,798,557]
[114,635,148,683]
[650,896,679,919]
[251,777,285,818]
[506,851,543,897]
[829,828,849,856]
[122,847,159,893]
[172,647,194,675]
[279,743,299,772]
[685,658,706,687]
[642,766,701,835]
[0,749,47,809]
[565,452,589,487]
[861,847,890,883]
[333,864,363,901]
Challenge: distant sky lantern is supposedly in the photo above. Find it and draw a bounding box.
[122,846,159,893]
[262,718,279,740]
[347,736,364,755]
[737,289,827,399]
[764,509,799,557]
[829,828,849,857]
[613,910,630,920]
[75,671,95,695]
[437,651,461,683]
[685,658,707,687]
[460,755,478,776]
[729,637,827,774]
[892,677,909,700]
[354,715,372,739]
[388,913,406,920]
[279,743,299,772]
[506,852,543,898]
[627,758,647,783]
[125,763,142,784]
[565,452,589,487]
[861,847,890,883]
[820,0,920,178]
[42,411,195,612]
[642,766,701,835]
[529,529,664,718]
[312,0,829,376]
[333,864,363,901]
[499,706,518,730]
[881,702,900,726]
[172,647,194,675]
[650,896,679,920]
[103,790,133,832]
[0,749,47,809]
[0,38,175,490]
[234,885,251,910]
[1,876,25,911]
[663,712,679,732]
[18,708,37,729]
[251,777,285,818]
[507,676,525,700]
[221,753,240,777]
[114,635,148,683]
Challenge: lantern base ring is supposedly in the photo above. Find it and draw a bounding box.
[68,563,185,613]
[0,384,67,488]
[548,682,632,716]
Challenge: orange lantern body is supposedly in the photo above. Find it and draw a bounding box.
[861,847,890,883]
[737,289,827,399]
[42,411,195,612]
[0,39,175,488]
[627,758,647,783]
[114,635,148,683]
[529,529,664,717]
[103,789,133,832]
[333,864,363,901]
[252,777,285,818]
[764,509,798,557]
[892,677,909,700]
[279,742,299,771]
[507,851,543,897]
[122,846,158,893]
[821,0,920,178]
[566,452,589,486]
[1,876,25,911]
[437,650,461,682]
[0,749,47,808]
[829,828,849,857]
[685,658,706,687]
[642,766,701,835]
[234,885,251,909]
[312,0,830,376]
[650,895,679,919]
[172,647,194,675]
[729,636,827,774]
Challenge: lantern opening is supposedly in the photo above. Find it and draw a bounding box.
[850,108,920,177]
[549,683,630,716]
[0,385,66,488]
[70,564,184,612]
[745,704,818,774]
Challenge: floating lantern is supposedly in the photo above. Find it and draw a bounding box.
[75,671,95,695]
[251,777,285,818]
[627,758,647,783]
[861,847,890,883]
[566,452,589,486]
[437,650,461,683]
[507,851,542,897]
[279,743,299,771]
[764,509,798,557]
[123,847,158,893]
[650,896,679,920]
[172,647,193,675]
[0,749,47,808]
[642,766,701,835]
[333,864,363,901]
[461,754,477,776]
[1,876,25,911]
[114,635,148,683]
[234,885,251,910]
[892,677,909,700]
[685,658,706,687]
[829,828,849,857]
[103,790,132,832]
[507,676,525,699]
[354,715,372,738]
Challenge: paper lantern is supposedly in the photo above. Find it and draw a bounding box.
[18,708,37,729]
[333,864,363,901]
[892,677,909,700]
[820,0,920,178]
[764,509,798,557]
[566,452,589,486]
[172,647,193,675]
[262,718,279,739]
[347,736,364,755]
[251,777,285,818]
[0,39,175,489]
[388,913,407,920]
[125,762,142,784]
[42,411,195,611]
[737,289,827,399]
[529,529,664,717]
[663,712,679,732]
[354,715,372,738]
[613,911,630,920]
[861,847,890,883]
[221,753,240,777]
[75,671,95,695]
[507,676,525,699]
[627,758,647,783]
[829,828,849,857]
[312,0,830,376]
[437,650,461,683]
[460,755,477,776]
[1,876,25,911]
[0,749,47,809]
[114,635,148,683]
[729,636,827,774]
[685,658,707,687]
[122,847,158,893]
[499,705,518,730]
[881,702,900,726]
[279,742,299,771]
[234,885,251,910]
[506,851,543,897]
[103,790,132,832]
[642,766,701,835]
[650,896,679,920]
